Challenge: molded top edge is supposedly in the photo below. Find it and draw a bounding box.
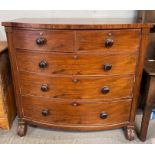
[2,18,153,29]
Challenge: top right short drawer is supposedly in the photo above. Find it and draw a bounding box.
[76,29,141,53]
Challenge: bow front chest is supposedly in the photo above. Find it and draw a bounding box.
[2,18,152,140]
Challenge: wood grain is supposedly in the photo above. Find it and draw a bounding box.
[16,50,137,76]
[0,117,9,129]
[16,50,74,75]
[21,95,131,126]
[140,74,155,141]
[76,30,141,52]
[73,53,137,75]
[0,42,7,54]
[0,41,16,130]
[130,29,150,123]
[2,18,153,29]
[13,29,74,52]
[19,72,134,100]
[3,18,152,138]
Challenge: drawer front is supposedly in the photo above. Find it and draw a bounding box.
[13,29,74,52]
[76,30,141,52]
[22,96,131,125]
[73,53,137,75]
[16,50,74,75]
[16,50,137,76]
[19,72,134,100]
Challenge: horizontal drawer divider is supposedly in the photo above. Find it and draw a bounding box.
[19,93,133,102]
[15,48,139,55]
[17,70,135,78]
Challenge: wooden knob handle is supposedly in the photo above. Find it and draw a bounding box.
[36,37,46,45]
[105,38,114,48]
[103,63,112,71]
[42,109,49,116]
[39,60,48,68]
[101,86,110,94]
[41,84,49,92]
[100,112,108,119]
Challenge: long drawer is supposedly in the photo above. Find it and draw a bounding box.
[19,72,134,100]
[21,95,131,125]
[16,50,137,75]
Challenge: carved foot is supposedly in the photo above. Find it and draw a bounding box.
[17,119,27,137]
[124,126,135,141]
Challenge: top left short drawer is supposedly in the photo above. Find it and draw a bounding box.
[12,29,74,52]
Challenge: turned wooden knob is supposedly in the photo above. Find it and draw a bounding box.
[36,37,46,45]
[105,38,114,48]
[39,60,48,68]
[42,109,49,116]
[101,86,110,94]
[103,63,112,71]
[41,84,49,92]
[100,112,108,119]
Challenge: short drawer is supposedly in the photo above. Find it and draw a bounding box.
[76,29,141,53]
[19,72,134,100]
[16,50,137,76]
[16,50,74,75]
[21,96,131,125]
[13,29,74,52]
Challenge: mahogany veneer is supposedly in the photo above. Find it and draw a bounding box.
[2,18,152,140]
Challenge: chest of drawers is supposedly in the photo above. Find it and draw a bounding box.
[2,18,152,140]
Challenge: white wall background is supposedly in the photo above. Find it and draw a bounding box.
[0,10,137,41]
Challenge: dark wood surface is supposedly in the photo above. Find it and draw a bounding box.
[0,41,16,130]
[129,28,150,124]
[137,10,155,24]
[137,10,155,141]
[3,18,152,140]
[140,67,155,141]
[144,60,155,75]
[137,10,155,59]
[2,18,152,29]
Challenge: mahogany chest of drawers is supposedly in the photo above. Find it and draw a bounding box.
[2,18,152,140]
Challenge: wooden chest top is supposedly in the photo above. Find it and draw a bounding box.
[2,18,152,29]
